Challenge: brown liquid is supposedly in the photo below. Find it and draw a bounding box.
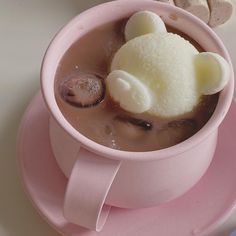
[55,19,219,152]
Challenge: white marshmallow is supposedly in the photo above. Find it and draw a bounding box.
[106,70,152,113]
[110,33,200,117]
[106,11,230,118]
[125,11,167,41]
[195,52,230,95]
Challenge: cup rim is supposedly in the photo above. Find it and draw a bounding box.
[41,0,234,162]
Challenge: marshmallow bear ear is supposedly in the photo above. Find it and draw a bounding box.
[106,70,152,113]
[195,52,230,95]
[125,11,167,42]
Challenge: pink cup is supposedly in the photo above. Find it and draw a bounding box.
[41,0,234,232]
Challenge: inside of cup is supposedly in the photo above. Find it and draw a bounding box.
[42,0,233,160]
[50,1,226,68]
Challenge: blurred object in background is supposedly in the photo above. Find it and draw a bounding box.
[229,230,236,236]
[156,0,233,27]
[158,0,175,5]
[208,0,233,27]
[174,0,210,23]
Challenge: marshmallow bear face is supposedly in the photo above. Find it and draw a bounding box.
[106,11,230,118]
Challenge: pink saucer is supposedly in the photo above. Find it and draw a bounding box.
[17,93,236,236]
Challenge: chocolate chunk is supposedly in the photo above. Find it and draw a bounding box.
[167,119,198,130]
[115,116,153,131]
[156,119,198,148]
[60,71,105,108]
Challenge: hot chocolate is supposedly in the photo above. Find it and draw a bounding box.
[54,17,219,152]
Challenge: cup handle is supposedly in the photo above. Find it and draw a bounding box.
[63,147,121,231]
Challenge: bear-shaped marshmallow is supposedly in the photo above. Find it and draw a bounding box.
[106,11,230,117]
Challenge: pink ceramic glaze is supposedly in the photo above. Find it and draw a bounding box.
[41,0,234,231]
[17,94,236,236]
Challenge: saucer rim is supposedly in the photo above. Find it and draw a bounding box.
[16,92,236,236]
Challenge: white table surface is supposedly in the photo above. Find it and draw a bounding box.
[0,1,235,236]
